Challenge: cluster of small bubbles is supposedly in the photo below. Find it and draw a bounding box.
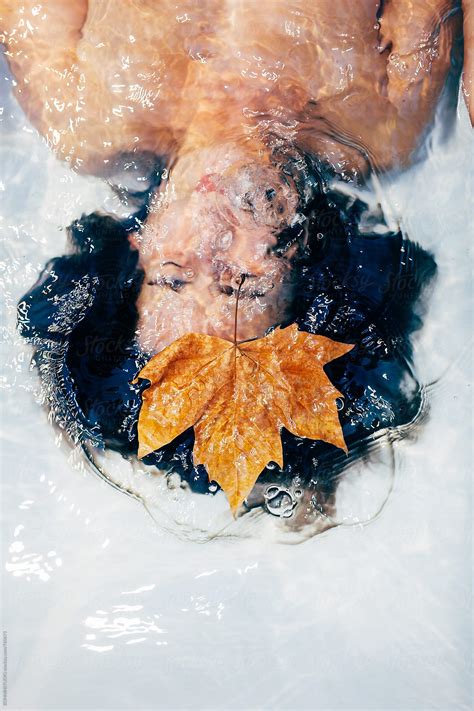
[291,475,304,500]
[166,472,183,490]
[310,495,325,515]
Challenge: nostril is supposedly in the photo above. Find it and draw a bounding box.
[214,263,249,295]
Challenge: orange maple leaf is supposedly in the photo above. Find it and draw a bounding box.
[134,324,353,514]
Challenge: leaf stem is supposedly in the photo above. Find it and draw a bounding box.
[233,273,246,346]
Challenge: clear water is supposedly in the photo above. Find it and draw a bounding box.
[1,22,472,711]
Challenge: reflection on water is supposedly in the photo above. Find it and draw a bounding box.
[6,528,63,583]
[82,606,167,653]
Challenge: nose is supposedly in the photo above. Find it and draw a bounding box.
[217,264,245,291]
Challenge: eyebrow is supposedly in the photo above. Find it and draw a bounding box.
[162,261,185,268]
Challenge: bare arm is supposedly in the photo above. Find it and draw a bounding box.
[463,0,473,121]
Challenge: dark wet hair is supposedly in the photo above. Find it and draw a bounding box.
[17,172,436,502]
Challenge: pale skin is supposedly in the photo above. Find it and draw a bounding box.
[1,0,470,353]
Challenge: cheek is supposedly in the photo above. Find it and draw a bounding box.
[135,285,199,353]
[135,284,234,353]
[236,282,294,332]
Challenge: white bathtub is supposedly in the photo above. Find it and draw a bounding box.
[1,49,472,709]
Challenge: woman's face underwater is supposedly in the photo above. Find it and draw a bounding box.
[134,156,301,354]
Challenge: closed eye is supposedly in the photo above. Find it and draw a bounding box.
[218,274,274,298]
[147,261,193,292]
[147,276,186,292]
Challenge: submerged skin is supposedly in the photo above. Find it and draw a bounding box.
[0,0,465,351]
[1,0,463,173]
[463,0,474,117]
